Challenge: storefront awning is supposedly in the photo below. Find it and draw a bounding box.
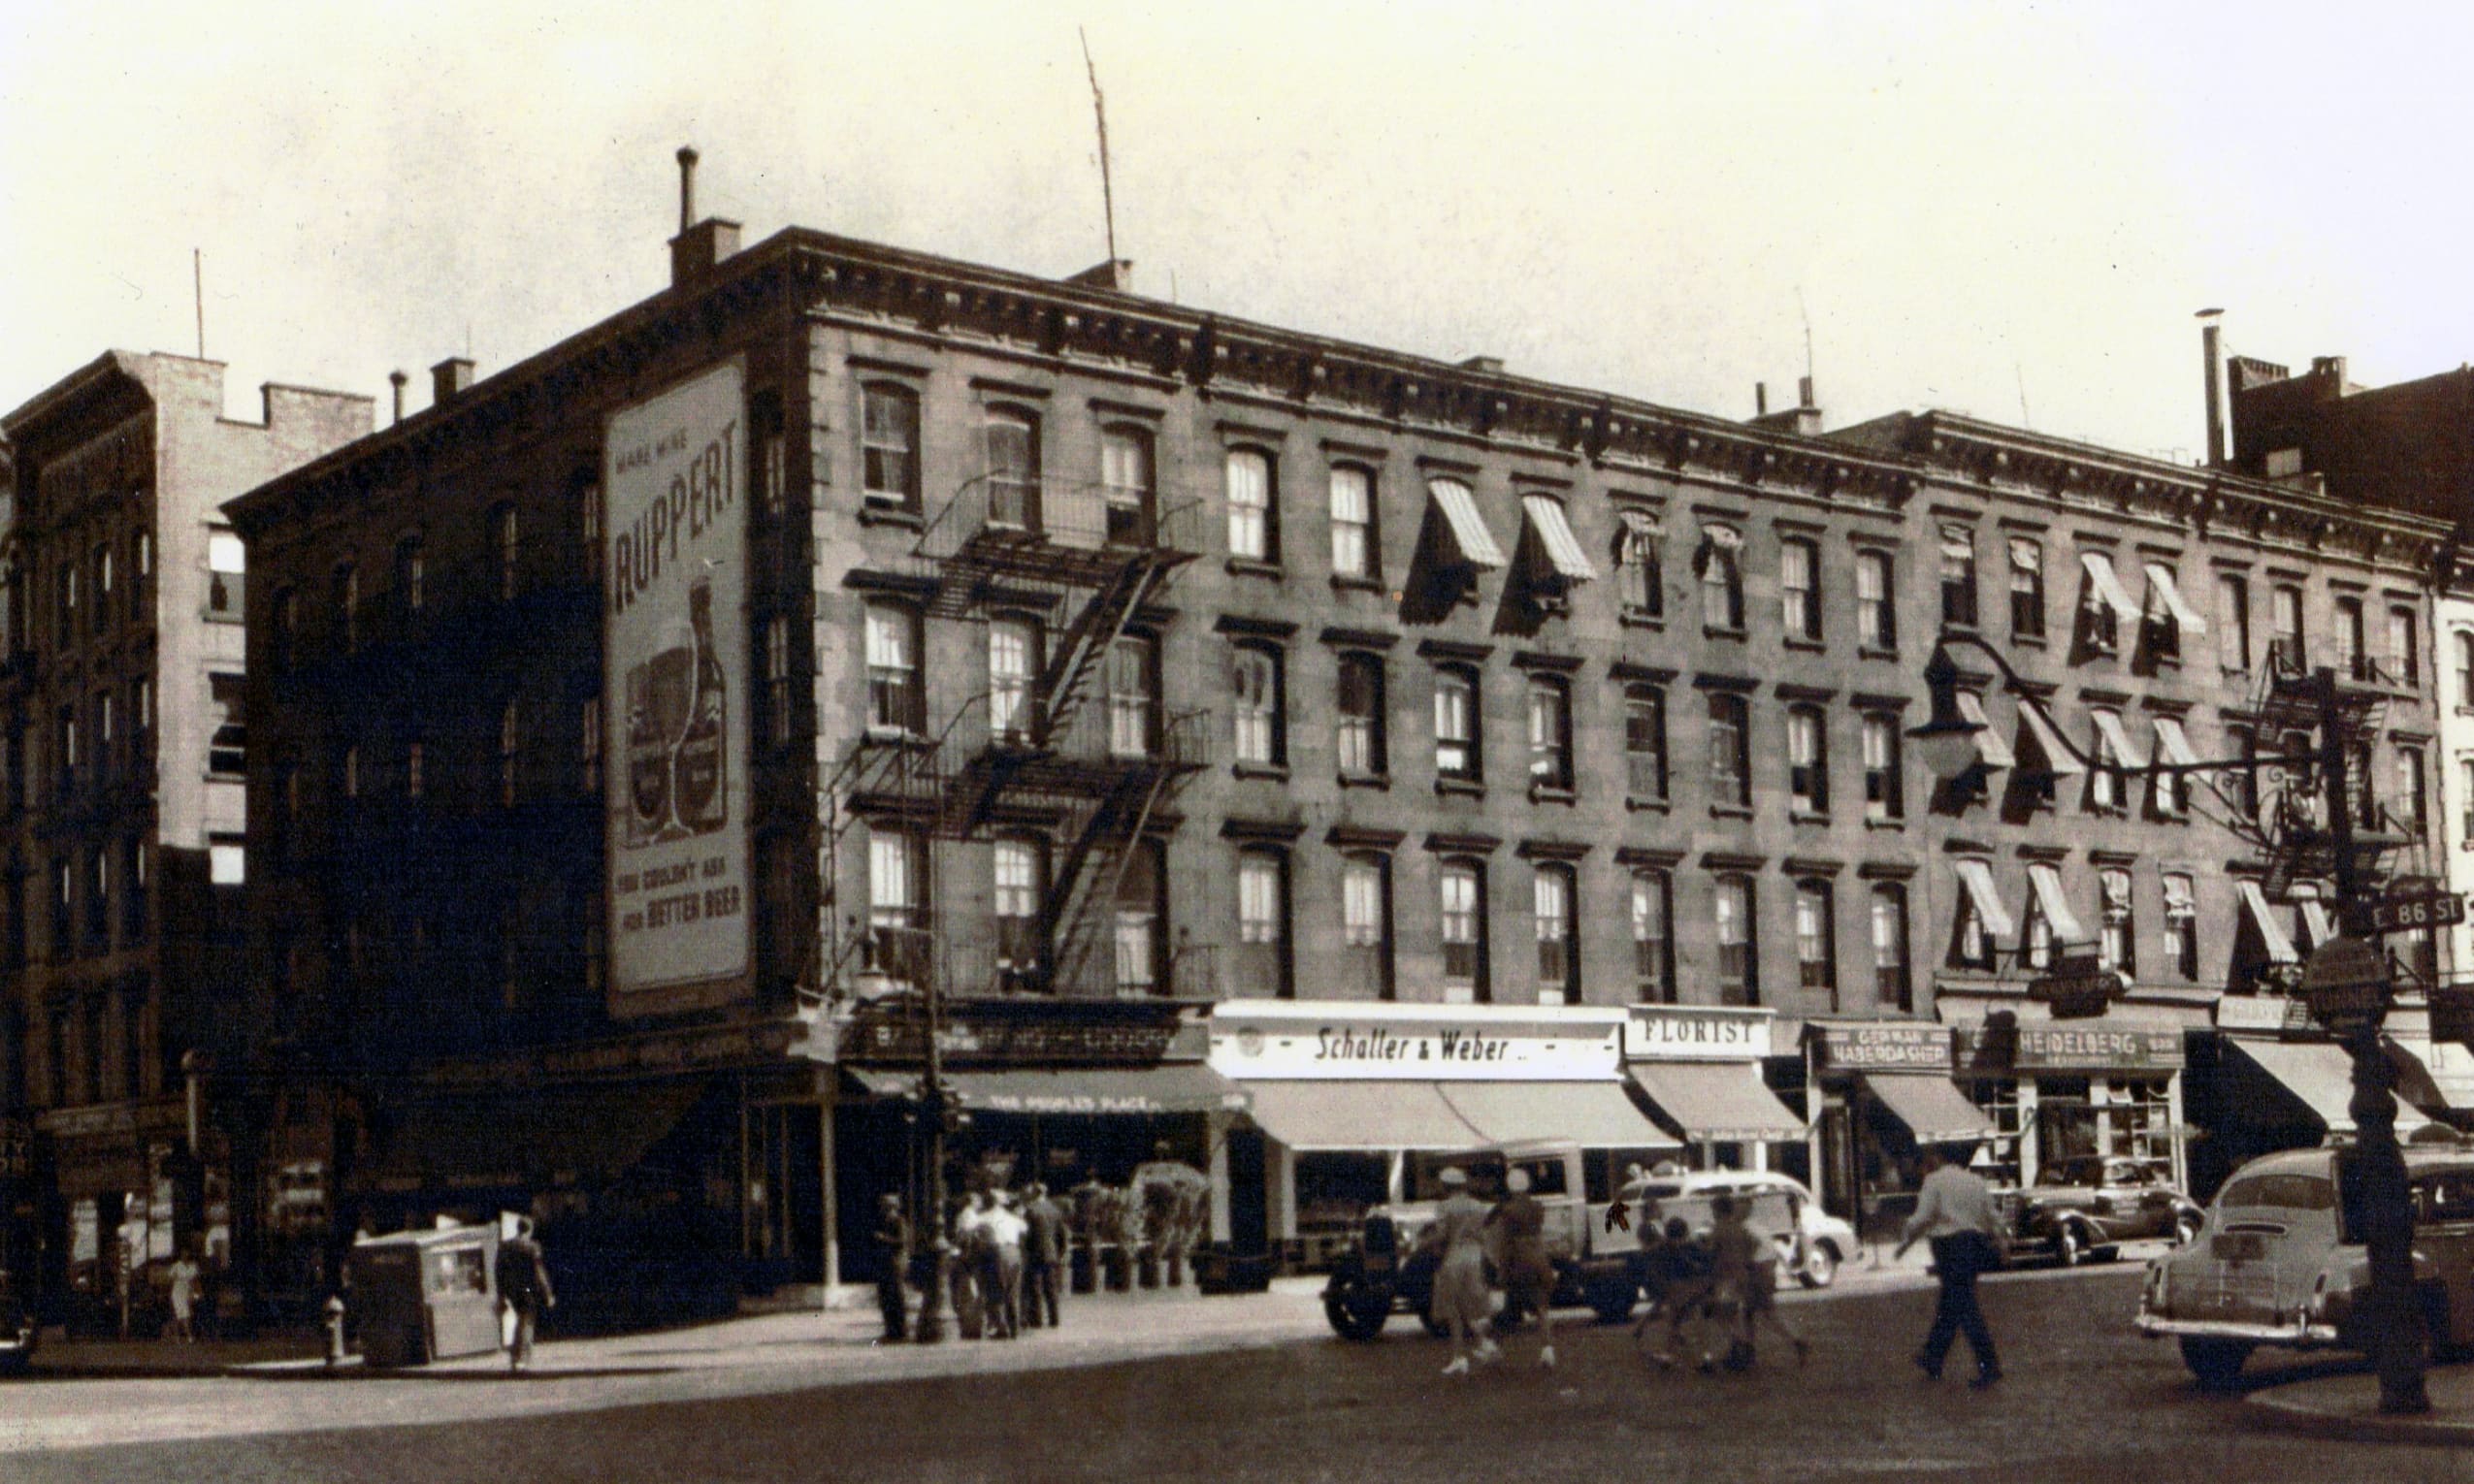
[1520,495,1598,582]
[849,1064,1248,1117]
[2226,1038,2430,1136]
[1427,479,1507,569]
[1438,1081,1677,1148]
[374,1079,709,1191]
[1625,1061,1807,1144]
[1863,1073,2000,1145]
[2383,1036,2474,1113]
[1241,1080,1488,1151]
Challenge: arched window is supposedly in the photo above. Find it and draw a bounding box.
[1226,447,1276,563]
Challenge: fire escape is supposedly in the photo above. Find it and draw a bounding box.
[820,470,1212,1004]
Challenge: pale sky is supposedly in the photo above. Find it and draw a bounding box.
[6,1,2470,466]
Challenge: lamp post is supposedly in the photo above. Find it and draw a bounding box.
[1911,631,2430,1415]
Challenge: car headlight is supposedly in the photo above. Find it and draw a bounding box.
[2143,1260,2169,1314]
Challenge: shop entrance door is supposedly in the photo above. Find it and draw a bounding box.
[746,1104,824,1290]
[1225,1128,1268,1256]
[1818,1104,1859,1223]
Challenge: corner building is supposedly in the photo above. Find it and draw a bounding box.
[0,354,369,1331]
[229,182,2452,1306]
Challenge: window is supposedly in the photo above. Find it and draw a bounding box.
[122,837,147,944]
[492,502,520,603]
[2140,565,2189,661]
[1107,635,1159,758]
[861,383,920,508]
[1714,876,1757,1006]
[2218,574,2251,669]
[579,698,601,793]
[207,674,244,778]
[1342,852,1394,1000]
[1952,863,2002,972]
[1226,448,1275,563]
[2459,632,2474,708]
[1623,686,1668,802]
[1856,550,1894,652]
[2463,758,2474,843]
[1533,863,1578,1004]
[86,850,108,949]
[985,410,1040,530]
[1439,860,1486,1003]
[2226,724,2260,820]
[208,836,244,887]
[2271,584,2305,671]
[864,604,922,734]
[1236,849,1291,998]
[1698,526,1744,630]
[1231,645,1286,767]
[1113,840,1164,995]
[2080,556,2125,655]
[2334,597,2366,681]
[2400,747,2428,838]
[394,532,425,617]
[1329,465,1376,579]
[2164,874,2197,981]
[1871,884,1911,1012]
[1100,425,1156,547]
[1707,693,1750,808]
[1787,705,1829,815]
[131,529,150,620]
[1939,526,1978,629]
[1998,537,2041,641]
[1527,677,1573,791]
[2023,864,2082,972]
[2099,868,2136,976]
[764,617,793,748]
[333,563,358,653]
[2090,709,2128,814]
[1795,881,1836,1000]
[988,618,1039,742]
[1857,712,1904,822]
[578,480,602,571]
[865,828,924,984]
[1434,667,1480,783]
[1780,537,1820,640]
[993,837,1044,980]
[2151,719,2190,819]
[498,698,519,808]
[1336,654,1386,777]
[1617,512,1663,619]
[93,543,114,632]
[2392,606,2420,687]
[1631,869,1674,1003]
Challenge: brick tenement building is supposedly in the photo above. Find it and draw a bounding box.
[224,159,2451,1307]
[0,353,370,1330]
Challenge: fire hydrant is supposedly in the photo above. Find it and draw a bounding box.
[324,1294,349,1370]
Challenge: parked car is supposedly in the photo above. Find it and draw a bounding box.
[2134,1142,2474,1388]
[2002,1156,2205,1266]
[1616,1169,1863,1289]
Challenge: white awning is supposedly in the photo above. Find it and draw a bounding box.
[2298,895,2337,951]
[1956,692,2014,769]
[1618,508,1663,540]
[1953,859,2015,939]
[2163,875,2197,919]
[2230,1038,2430,1136]
[1428,479,1507,570]
[2079,551,2142,627]
[2143,563,2208,639]
[2018,703,2087,777]
[2239,881,2299,964]
[2091,710,2149,769]
[1939,527,1975,562]
[1520,495,1598,582]
[2027,863,2088,943]
[2153,716,2200,768]
[1706,523,1744,552]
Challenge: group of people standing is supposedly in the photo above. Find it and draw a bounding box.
[873,1184,1069,1343]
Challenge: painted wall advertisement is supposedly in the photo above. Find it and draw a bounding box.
[603,358,750,1011]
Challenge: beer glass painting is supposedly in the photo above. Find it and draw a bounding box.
[625,623,698,846]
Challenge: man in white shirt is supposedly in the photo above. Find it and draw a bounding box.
[1896,1145,2005,1388]
[983,1194,1029,1339]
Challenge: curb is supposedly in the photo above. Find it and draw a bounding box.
[2245,1386,2474,1446]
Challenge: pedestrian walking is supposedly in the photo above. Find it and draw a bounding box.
[1022,1182,1066,1330]
[1700,1193,1762,1371]
[1642,1215,1712,1370]
[873,1193,912,1343]
[1430,1167,1499,1377]
[495,1216,556,1373]
[1487,1166,1559,1371]
[1897,1145,2005,1389]
[955,1191,994,1339]
[986,1191,1028,1340]
[1742,1234,1808,1367]
[166,1248,202,1343]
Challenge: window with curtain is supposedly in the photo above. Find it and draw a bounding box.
[2334,597,2366,681]
[864,604,922,733]
[861,383,921,508]
[1101,426,1156,547]
[1940,526,1978,629]
[1872,884,1910,1011]
[1796,880,1835,997]
[1863,713,1902,821]
[2391,606,2420,686]
[1329,465,1375,579]
[1624,686,1668,802]
[1342,852,1393,1000]
[1780,537,1820,640]
[1227,448,1276,563]
[2271,584,2304,671]
[2163,874,2197,981]
[2218,574,2250,669]
[1236,849,1290,997]
[1336,653,1385,776]
[1708,693,1750,808]
[986,409,1040,530]
[1788,705,1829,815]
[1856,549,1895,652]
[1108,635,1158,758]
[1440,859,1485,1003]
[2100,868,2135,975]
[1527,676,1573,790]
[988,618,1038,741]
[993,837,1044,979]
[1617,513,1663,619]
[1434,667,1480,782]
[2008,537,2044,639]
[1715,876,1757,1006]
[1631,870,1674,1003]
[1113,840,1163,995]
[1231,645,1285,767]
[1534,863,1578,1004]
[1698,527,1743,631]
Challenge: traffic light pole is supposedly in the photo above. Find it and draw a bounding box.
[2318,665,2429,1415]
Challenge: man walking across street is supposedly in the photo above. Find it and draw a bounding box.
[496,1215,556,1374]
[1022,1182,1065,1331]
[1897,1145,2004,1389]
[873,1193,911,1343]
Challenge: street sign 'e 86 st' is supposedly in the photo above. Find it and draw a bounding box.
[2366,890,2468,935]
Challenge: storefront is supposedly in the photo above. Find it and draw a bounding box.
[1620,1007,1807,1176]
[1801,1020,1998,1238]
[837,998,1243,1283]
[2196,996,2436,1195]
[1947,1010,2192,1195]
[1210,1001,1673,1270]
[32,1098,226,1337]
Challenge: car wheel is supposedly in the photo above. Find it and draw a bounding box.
[2173,1211,2204,1246]
[2055,1225,2087,1268]
[2179,1337,2252,1390]
[1799,1242,1839,1290]
[1323,1274,1389,1342]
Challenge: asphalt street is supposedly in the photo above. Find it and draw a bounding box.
[8,1267,2472,1483]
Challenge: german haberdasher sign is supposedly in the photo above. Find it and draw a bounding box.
[604,358,751,1012]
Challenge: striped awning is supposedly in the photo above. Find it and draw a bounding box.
[2092,709,2149,769]
[2018,703,2087,777]
[2079,551,2142,626]
[1956,691,2015,768]
[2239,881,2299,964]
[1521,495,1598,582]
[1953,858,2015,939]
[2153,716,2200,768]
[2143,564,2208,639]
[2027,862,2087,943]
[1427,479,1507,570]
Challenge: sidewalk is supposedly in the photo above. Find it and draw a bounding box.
[2247,1368,2474,1446]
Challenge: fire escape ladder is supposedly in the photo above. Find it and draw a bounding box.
[1033,555,1166,747]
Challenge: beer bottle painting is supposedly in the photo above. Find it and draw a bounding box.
[627,614,698,845]
[674,576,728,834]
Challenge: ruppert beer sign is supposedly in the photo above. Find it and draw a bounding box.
[1209,1001,1625,1081]
[603,359,752,1012]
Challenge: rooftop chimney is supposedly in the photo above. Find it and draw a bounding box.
[1064,258,1133,292]
[1748,376,1822,436]
[431,358,474,407]
[2311,355,2349,384]
[1457,355,1505,375]
[1755,382,1769,416]
[2197,307,2226,468]
[389,370,407,426]
[1798,375,1815,411]
[667,144,742,287]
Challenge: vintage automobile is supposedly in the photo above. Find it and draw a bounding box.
[2134,1142,2474,1388]
[1321,1140,1644,1340]
[1617,1170,1862,1289]
[0,1288,36,1374]
[2002,1155,2205,1267]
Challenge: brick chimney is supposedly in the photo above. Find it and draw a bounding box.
[668,145,742,287]
[431,357,474,406]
